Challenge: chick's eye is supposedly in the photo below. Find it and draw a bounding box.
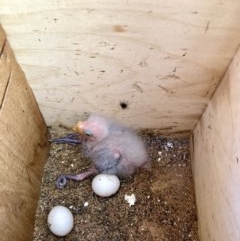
[84,129,93,137]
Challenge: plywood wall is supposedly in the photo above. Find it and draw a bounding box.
[1,0,240,134]
[191,47,240,240]
[0,27,50,241]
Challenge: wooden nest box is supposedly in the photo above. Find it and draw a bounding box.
[0,1,240,240]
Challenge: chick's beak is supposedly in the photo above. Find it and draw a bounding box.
[73,121,84,134]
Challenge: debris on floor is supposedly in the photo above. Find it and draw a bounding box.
[33,128,199,241]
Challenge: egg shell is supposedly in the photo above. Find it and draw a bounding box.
[92,174,120,197]
[48,205,74,236]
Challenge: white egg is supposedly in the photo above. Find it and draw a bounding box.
[92,174,120,197]
[47,205,74,236]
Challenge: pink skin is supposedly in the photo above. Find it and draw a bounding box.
[52,114,149,189]
[56,169,98,189]
[54,118,110,188]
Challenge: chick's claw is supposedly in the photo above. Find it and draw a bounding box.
[56,169,98,189]
[50,133,82,145]
[56,175,68,189]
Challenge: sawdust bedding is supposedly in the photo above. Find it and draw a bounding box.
[33,128,199,241]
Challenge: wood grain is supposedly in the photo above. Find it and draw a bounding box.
[0,26,50,241]
[191,46,240,241]
[1,0,240,134]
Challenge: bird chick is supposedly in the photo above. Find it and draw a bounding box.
[51,114,149,188]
